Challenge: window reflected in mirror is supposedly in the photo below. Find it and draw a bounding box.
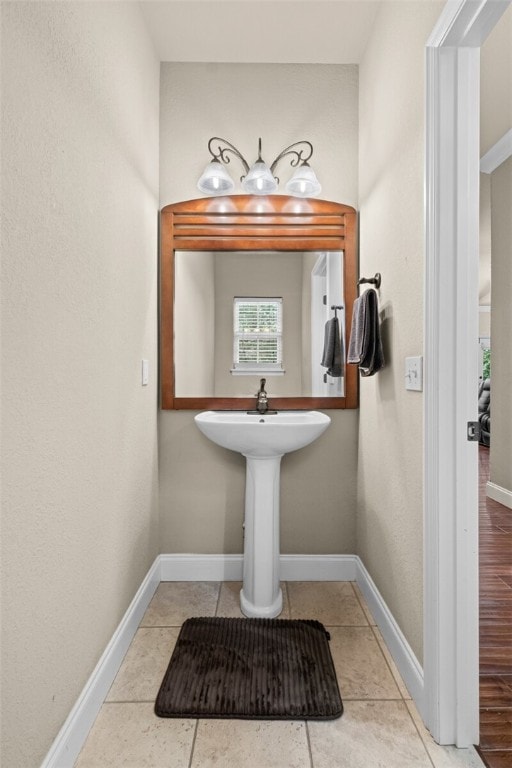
[232,297,284,375]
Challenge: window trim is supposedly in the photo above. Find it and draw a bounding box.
[231,297,284,375]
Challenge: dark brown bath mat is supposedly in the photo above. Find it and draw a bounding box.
[155,616,343,720]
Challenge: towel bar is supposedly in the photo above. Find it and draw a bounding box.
[358,272,381,290]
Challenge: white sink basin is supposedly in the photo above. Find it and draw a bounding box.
[194,410,331,458]
[194,409,331,619]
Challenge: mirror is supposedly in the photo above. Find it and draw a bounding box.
[160,195,358,410]
[175,250,345,398]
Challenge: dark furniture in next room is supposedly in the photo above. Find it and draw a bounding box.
[478,378,491,447]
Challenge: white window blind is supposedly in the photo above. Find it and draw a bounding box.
[232,298,283,373]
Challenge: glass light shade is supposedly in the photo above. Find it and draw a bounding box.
[197,160,235,195]
[242,161,278,195]
[285,164,322,197]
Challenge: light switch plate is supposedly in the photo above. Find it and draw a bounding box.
[142,359,149,386]
[405,356,423,391]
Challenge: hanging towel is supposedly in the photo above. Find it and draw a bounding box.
[347,288,384,376]
[321,316,343,377]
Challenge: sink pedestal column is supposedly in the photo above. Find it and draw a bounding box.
[240,454,283,618]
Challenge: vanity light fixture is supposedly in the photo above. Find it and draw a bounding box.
[197,137,321,198]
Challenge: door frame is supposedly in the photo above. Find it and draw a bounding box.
[424,0,511,746]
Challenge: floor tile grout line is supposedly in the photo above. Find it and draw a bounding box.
[139,623,196,628]
[214,582,222,617]
[282,581,291,617]
[105,699,159,705]
[339,697,408,702]
[402,699,437,768]
[141,621,377,628]
[368,623,407,701]
[345,581,409,699]
[127,625,181,634]
[349,580,373,627]
[139,624,184,628]
[305,721,315,768]
[108,697,414,706]
[107,696,410,705]
[187,720,199,768]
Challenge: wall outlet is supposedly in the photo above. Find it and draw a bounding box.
[405,356,423,391]
[141,359,149,386]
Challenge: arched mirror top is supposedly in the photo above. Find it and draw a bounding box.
[160,195,358,410]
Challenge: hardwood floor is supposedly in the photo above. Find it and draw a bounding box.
[477,446,512,768]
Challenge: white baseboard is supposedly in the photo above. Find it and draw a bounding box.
[40,558,161,768]
[159,553,358,582]
[41,552,423,767]
[281,554,357,581]
[356,558,424,716]
[159,553,243,581]
[486,481,512,510]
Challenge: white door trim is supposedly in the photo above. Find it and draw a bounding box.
[424,0,511,747]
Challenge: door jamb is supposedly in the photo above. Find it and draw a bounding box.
[424,0,511,747]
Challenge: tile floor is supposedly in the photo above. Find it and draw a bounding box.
[75,581,485,767]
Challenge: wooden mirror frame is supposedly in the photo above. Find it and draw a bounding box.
[160,195,358,410]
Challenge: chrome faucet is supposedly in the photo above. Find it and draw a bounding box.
[256,378,268,414]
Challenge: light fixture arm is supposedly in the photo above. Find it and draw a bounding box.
[269,141,314,184]
[207,137,250,181]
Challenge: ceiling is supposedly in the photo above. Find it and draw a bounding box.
[139,1,382,64]
[140,0,512,157]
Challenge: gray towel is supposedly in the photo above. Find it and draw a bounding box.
[347,289,384,376]
[321,316,343,377]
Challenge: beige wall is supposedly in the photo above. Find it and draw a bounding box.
[160,63,358,207]
[480,4,512,155]
[175,252,215,397]
[490,156,512,495]
[160,409,358,555]
[357,1,443,664]
[159,63,359,554]
[1,3,160,766]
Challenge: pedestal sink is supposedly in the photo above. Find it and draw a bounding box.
[194,410,331,618]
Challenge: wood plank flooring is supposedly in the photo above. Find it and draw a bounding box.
[477,446,512,768]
